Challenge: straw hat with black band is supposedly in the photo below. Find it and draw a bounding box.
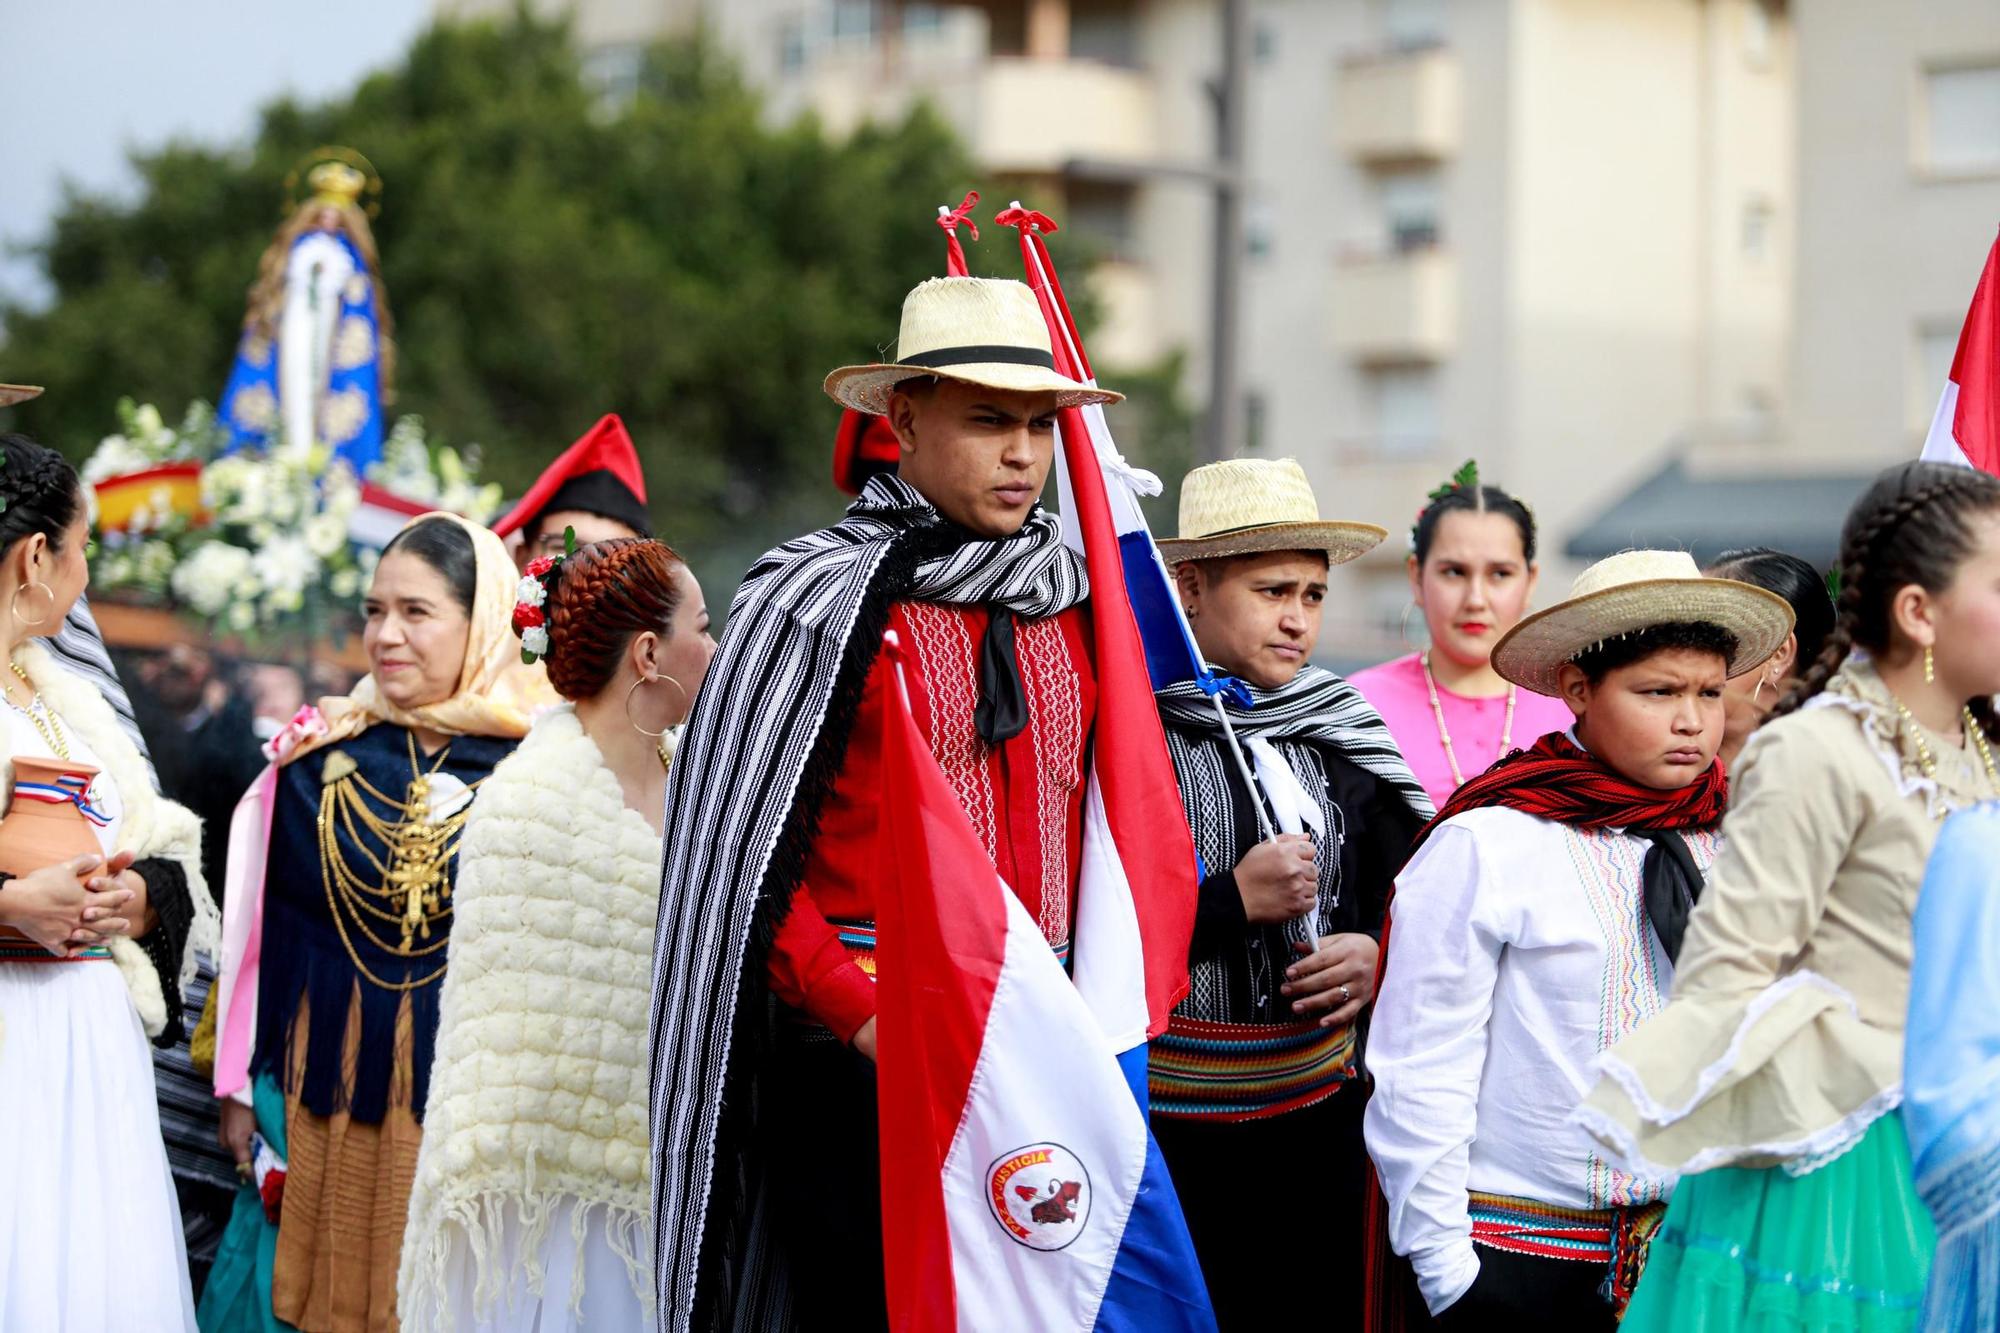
[824,276,1122,415]
[1156,457,1388,568]
[0,385,43,408]
[1491,549,1796,698]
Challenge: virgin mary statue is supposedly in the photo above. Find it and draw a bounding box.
[217,150,394,472]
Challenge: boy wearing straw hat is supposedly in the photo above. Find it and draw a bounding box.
[1149,457,1431,1327]
[649,276,1122,1328]
[1362,551,1794,1328]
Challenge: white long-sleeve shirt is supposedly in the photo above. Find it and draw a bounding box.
[1363,805,1714,1313]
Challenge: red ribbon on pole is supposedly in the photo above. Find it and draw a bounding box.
[936,190,982,277]
[995,203,1092,384]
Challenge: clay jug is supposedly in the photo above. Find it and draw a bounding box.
[0,755,106,942]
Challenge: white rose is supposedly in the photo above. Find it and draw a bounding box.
[521,626,550,658]
[515,575,546,609]
[304,513,349,559]
[253,534,319,597]
[331,568,362,599]
[227,602,256,633]
[171,541,256,618]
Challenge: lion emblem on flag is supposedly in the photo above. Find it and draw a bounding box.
[986,1142,1093,1251]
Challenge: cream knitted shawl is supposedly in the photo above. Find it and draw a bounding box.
[400,705,663,1329]
[8,640,217,1036]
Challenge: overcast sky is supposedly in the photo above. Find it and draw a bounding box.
[1,0,431,310]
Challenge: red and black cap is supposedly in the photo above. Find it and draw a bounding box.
[492,414,651,539]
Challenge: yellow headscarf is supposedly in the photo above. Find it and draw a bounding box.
[287,511,534,763]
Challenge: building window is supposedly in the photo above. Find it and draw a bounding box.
[1367,365,1441,457]
[903,4,943,36]
[1743,1,1774,71]
[1064,181,1138,263]
[1254,21,1279,64]
[582,44,646,113]
[830,0,876,42]
[1378,170,1442,252]
[1382,0,1446,52]
[1247,195,1276,260]
[1920,63,2000,176]
[1740,196,1775,262]
[1914,323,1961,432]
[778,18,809,72]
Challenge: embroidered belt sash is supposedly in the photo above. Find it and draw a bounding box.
[1467,1190,1667,1316]
[0,937,110,962]
[827,916,1073,978]
[1148,1015,1357,1122]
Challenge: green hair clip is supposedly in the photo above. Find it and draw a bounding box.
[1409,459,1480,551]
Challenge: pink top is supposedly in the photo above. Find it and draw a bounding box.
[1348,652,1576,810]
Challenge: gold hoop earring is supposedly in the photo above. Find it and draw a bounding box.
[623,672,688,738]
[10,581,54,628]
[1400,601,1423,651]
[1751,675,1767,708]
[1924,644,1935,685]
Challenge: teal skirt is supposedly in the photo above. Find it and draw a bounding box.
[196,1074,296,1333]
[1623,1113,1935,1332]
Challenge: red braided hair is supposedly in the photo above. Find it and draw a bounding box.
[544,537,687,701]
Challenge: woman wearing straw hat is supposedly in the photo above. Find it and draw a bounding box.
[1363,550,1793,1328]
[1149,457,1431,1328]
[649,275,1121,1328]
[1576,461,2000,1332]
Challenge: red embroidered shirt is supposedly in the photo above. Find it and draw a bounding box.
[767,600,1097,1040]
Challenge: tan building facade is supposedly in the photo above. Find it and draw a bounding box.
[429,0,2000,663]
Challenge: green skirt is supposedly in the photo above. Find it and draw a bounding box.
[1623,1113,1935,1332]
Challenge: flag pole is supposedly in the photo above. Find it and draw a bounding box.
[1006,206,1284,852]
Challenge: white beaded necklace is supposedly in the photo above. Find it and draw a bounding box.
[1421,649,1517,790]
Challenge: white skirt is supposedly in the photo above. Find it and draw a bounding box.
[0,958,197,1331]
[427,1197,647,1333]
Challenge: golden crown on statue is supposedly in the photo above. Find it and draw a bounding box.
[282,146,383,218]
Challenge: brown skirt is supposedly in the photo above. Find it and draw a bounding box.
[272,986,423,1333]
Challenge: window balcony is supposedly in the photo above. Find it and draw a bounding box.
[1331,248,1457,364]
[968,56,1158,174]
[1336,47,1462,166]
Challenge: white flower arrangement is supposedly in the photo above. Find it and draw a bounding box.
[84,397,502,648]
[519,625,550,658]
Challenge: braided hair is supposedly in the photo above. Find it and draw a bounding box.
[0,434,83,557]
[1770,461,2000,739]
[543,537,687,701]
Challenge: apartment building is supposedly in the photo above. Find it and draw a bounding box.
[428,0,2000,661]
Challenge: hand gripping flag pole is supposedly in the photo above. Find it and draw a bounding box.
[995,203,1279,849]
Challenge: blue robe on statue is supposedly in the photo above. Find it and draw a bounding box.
[217,230,386,474]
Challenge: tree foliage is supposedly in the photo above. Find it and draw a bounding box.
[0,12,1190,597]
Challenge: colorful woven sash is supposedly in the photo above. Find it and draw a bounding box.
[0,937,110,962]
[1148,1015,1357,1121]
[1467,1190,1667,1316]
[827,916,1072,978]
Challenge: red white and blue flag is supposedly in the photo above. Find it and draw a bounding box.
[875,636,1215,1331]
[997,205,1222,1058]
[1922,229,2000,474]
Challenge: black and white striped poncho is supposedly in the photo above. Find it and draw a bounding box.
[647,474,1086,1331]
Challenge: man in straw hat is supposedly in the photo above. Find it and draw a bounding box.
[648,275,1121,1328]
[1362,550,1794,1328]
[1148,456,1431,1327]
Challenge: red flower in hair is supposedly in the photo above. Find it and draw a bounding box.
[524,556,557,579]
[512,603,545,632]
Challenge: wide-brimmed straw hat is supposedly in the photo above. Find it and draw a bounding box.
[1155,457,1388,567]
[1492,549,1796,697]
[0,385,43,408]
[824,277,1122,416]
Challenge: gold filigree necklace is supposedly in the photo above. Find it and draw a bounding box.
[315,732,481,992]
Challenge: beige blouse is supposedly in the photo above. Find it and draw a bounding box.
[1577,659,1998,1176]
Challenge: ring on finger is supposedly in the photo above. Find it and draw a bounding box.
[1338,983,1352,1005]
